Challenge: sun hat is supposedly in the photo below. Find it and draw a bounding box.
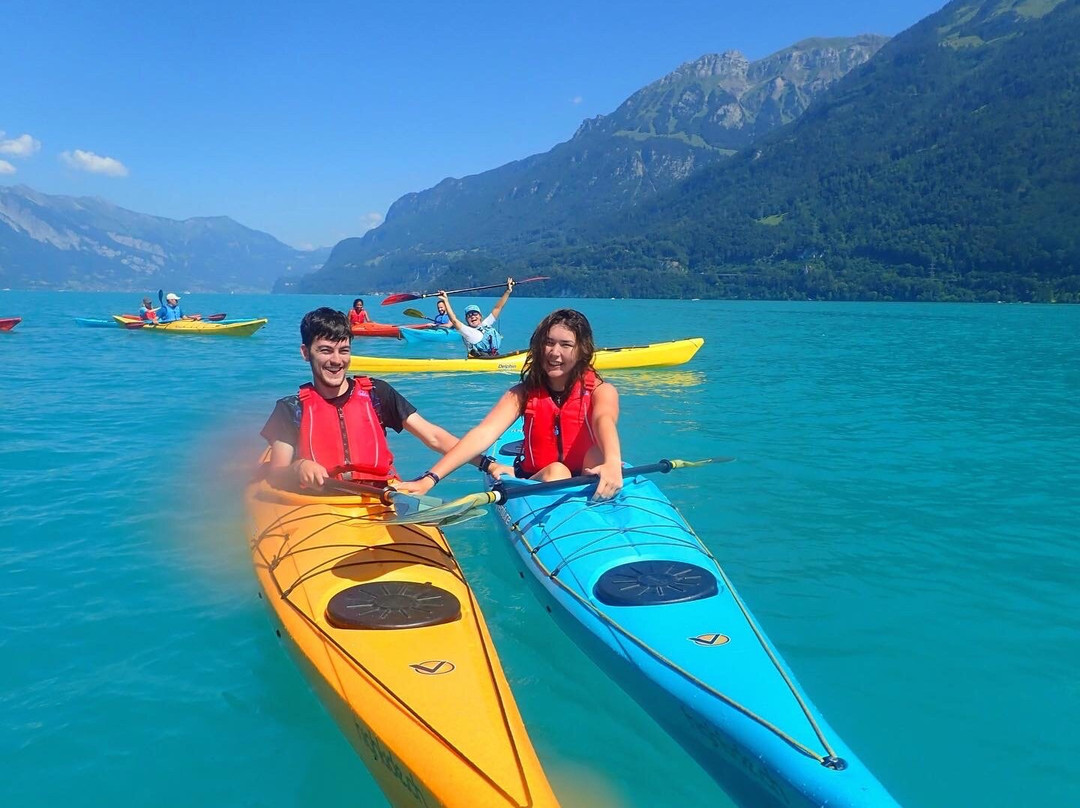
[464,304,482,315]
[166,292,180,301]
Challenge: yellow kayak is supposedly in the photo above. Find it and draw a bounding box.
[111,315,268,336]
[350,337,704,374]
[247,476,559,808]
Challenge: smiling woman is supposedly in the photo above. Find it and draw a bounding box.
[393,307,624,500]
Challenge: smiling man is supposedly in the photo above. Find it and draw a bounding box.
[261,307,465,491]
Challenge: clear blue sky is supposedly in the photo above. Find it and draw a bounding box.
[1,0,946,249]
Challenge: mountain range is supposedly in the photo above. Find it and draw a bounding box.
[296,36,887,293]
[0,184,329,292]
[298,0,1080,303]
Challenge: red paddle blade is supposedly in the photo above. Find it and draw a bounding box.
[381,293,419,306]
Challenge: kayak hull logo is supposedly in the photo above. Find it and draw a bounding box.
[689,633,730,647]
[410,660,456,675]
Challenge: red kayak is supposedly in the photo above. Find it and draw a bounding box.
[0,317,22,332]
[350,322,433,338]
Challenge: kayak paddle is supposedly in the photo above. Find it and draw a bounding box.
[386,457,735,526]
[319,476,484,525]
[381,276,549,306]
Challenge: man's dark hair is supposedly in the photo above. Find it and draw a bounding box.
[300,307,351,348]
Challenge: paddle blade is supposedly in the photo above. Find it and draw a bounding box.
[668,456,736,469]
[385,491,498,525]
[402,308,433,320]
[381,293,419,306]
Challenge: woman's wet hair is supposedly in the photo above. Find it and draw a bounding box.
[301,307,351,348]
[520,309,598,391]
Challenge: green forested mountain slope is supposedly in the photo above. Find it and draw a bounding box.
[532,0,1080,301]
[296,37,885,293]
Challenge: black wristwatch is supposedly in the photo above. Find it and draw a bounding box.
[478,455,496,474]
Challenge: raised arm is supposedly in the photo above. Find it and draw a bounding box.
[438,292,463,329]
[440,290,483,344]
[489,277,515,319]
[394,386,526,495]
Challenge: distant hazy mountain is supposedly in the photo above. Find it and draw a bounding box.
[297,35,886,293]
[0,184,329,291]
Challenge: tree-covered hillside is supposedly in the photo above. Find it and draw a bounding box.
[296,37,884,294]
[529,0,1080,302]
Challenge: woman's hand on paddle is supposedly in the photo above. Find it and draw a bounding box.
[436,291,449,306]
[505,277,515,293]
[294,458,329,488]
[487,461,515,479]
[584,459,623,501]
[392,476,437,496]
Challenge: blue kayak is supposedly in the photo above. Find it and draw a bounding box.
[485,421,901,808]
[399,325,462,344]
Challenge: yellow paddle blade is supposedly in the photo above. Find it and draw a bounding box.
[668,456,736,469]
[386,491,499,525]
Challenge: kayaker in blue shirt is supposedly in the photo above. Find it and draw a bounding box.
[439,278,515,355]
[432,300,451,327]
[158,292,187,322]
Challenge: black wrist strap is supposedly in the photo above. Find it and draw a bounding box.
[421,470,441,485]
[478,455,495,473]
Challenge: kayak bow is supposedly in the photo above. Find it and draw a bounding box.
[483,421,900,808]
[246,474,558,808]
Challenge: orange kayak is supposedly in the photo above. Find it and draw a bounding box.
[246,476,559,807]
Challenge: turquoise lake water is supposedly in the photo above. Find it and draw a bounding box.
[2,291,1078,807]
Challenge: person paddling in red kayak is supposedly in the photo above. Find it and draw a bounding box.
[395,308,624,501]
[261,307,481,491]
[347,298,370,327]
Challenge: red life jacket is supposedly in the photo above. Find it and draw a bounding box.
[296,377,396,481]
[520,369,599,476]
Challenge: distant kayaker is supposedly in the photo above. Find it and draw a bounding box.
[395,308,623,501]
[261,307,482,490]
[158,292,188,322]
[439,277,514,355]
[432,300,451,327]
[348,298,370,326]
[139,297,159,322]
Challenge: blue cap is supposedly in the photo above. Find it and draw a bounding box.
[464,305,482,315]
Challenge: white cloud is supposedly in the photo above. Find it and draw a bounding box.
[0,160,15,175]
[359,211,384,233]
[60,149,129,177]
[571,96,584,105]
[0,132,42,158]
